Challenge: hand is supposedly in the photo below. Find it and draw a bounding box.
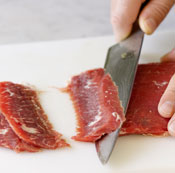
[111,0,174,42]
[158,49,175,136]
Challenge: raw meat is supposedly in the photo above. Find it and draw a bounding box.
[0,82,69,151]
[64,68,125,142]
[120,62,175,136]
[0,112,40,152]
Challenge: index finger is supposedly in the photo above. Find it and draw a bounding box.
[111,0,145,42]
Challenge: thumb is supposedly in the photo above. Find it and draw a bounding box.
[168,113,175,136]
[158,74,175,118]
[139,0,174,35]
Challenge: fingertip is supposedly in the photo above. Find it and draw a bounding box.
[139,0,174,35]
[113,25,132,42]
[111,11,133,42]
[158,74,175,118]
[161,48,175,62]
[158,101,175,118]
[139,16,157,35]
[168,114,175,136]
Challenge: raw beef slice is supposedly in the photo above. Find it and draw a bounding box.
[120,62,175,136]
[65,62,175,140]
[0,82,69,152]
[0,112,40,152]
[64,68,125,142]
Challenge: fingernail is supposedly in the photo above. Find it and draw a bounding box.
[168,120,175,136]
[159,101,174,117]
[140,18,157,35]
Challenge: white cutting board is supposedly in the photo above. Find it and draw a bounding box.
[0,31,174,173]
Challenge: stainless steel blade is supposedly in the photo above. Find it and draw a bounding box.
[95,22,144,164]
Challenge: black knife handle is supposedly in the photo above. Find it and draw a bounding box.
[133,0,150,33]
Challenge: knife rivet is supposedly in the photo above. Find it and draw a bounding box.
[121,52,127,59]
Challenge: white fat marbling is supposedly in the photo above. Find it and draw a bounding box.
[112,112,121,122]
[84,80,92,89]
[88,110,102,126]
[153,81,168,87]
[21,124,38,134]
[0,129,8,135]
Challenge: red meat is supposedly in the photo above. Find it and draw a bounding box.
[0,82,69,151]
[120,62,175,136]
[64,68,125,142]
[0,112,40,152]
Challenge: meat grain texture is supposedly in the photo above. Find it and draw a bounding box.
[0,82,69,152]
[65,62,175,142]
[120,62,175,136]
[65,68,125,142]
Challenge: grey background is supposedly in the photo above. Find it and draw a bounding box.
[0,0,174,44]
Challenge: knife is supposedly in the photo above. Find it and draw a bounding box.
[95,21,144,164]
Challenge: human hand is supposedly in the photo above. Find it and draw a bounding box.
[158,49,175,136]
[111,0,174,42]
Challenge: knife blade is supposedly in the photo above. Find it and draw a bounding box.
[95,21,144,164]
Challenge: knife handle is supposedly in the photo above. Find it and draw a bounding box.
[140,0,149,12]
[133,0,150,33]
